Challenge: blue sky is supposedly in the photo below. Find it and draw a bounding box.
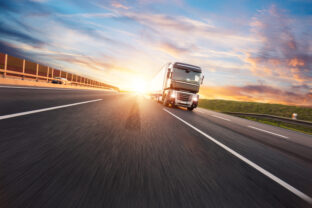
[0,0,311,105]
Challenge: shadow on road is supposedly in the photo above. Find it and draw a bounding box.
[125,98,141,131]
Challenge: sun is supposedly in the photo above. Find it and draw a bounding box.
[131,77,147,93]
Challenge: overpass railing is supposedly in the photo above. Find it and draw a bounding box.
[0,53,117,90]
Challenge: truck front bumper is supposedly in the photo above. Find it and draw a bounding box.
[170,98,197,108]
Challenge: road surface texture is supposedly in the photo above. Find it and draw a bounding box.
[0,85,311,208]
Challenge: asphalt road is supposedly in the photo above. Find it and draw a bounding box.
[0,85,311,208]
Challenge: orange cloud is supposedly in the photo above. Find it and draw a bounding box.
[288,58,305,67]
[111,2,129,9]
[247,5,312,86]
[199,84,312,106]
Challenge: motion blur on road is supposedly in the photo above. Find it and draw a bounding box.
[0,86,311,208]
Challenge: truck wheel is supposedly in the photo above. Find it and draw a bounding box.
[187,107,194,111]
[163,97,169,106]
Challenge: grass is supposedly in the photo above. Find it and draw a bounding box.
[198,99,312,135]
[238,116,312,135]
[198,99,312,121]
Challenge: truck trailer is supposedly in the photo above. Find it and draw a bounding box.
[149,62,204,111]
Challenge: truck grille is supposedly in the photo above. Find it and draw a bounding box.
[178,92,191,101]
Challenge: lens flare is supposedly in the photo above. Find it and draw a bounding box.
[131,78,147,93]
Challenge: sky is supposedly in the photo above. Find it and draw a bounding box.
[0,0,311,106]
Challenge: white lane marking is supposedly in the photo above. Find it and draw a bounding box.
[196,109,231,121]
[195,108,207,114]
[163,108,312,205]
[248,125,289,139]
[0,99,102,120]
[211,115,231,121]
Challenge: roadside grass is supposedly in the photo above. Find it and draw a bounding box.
[198,99,312,121]
[238,116,312,135]
[198,99,312,135]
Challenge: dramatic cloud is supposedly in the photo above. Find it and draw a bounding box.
[0,25,44,47]
[247,5,312,85]
[200,84,312,106]
[0,41,31,60]
[0,0,311,105]
[114,10,256,47]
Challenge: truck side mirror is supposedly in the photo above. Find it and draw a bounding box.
[201,75,204,85]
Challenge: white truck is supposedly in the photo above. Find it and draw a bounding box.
[149,62,204,111]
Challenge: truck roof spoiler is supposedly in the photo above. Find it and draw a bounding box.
[173,62,202,73]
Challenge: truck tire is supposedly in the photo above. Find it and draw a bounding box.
[187,107,194,111]
[163,96,169,107]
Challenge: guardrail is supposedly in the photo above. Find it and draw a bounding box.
[225,112,312,128]
[0,53,118,90]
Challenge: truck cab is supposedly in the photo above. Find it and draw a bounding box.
[162,62,203,111]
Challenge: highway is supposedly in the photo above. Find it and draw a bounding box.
[0,86,311,208]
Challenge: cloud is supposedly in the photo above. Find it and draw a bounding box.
[200,84,312,106]
[137,0,183,5]
[290,84,311,92]
[118,11,219,36]
[0,1,21,12]
[111,1,129,9]
[108,9,258,49]
[247,5,312,85]
[0,24,44,46]
[29,0,48,3]
[0,0,52,16]
[0,41,30,60]
[1,0,310,103]
[155,41,195,57]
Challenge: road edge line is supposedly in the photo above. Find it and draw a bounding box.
[211,114,231,121]
[163,108,312,205]
[248,125,289,139]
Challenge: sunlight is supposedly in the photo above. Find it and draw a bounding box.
[131,77,147,93]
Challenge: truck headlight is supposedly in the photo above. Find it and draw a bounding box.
[192,95,198,102]
[170,91,176,98]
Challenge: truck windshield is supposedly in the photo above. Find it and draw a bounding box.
[172,68,201,84]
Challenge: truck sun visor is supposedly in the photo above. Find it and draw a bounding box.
[173,62,202,73]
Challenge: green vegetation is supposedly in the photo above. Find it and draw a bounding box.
[198,99,312,121]
[198,99,312,135]
[238,116,312,135]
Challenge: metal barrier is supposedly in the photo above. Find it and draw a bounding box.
[225,112,312,128]
[0,53,118,90]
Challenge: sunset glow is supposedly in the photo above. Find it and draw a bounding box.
[0,1,311,105]
[131,78,147,93]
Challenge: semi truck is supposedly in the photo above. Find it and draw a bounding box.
[149,62,204,111]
